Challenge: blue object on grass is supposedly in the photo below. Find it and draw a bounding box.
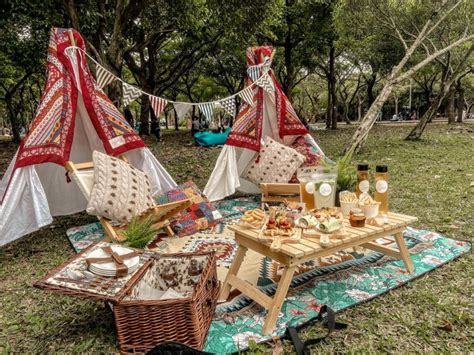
[194,127,231,147]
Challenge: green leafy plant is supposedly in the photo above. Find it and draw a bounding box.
[120,215,160,249]
[321,147,356,192]
[336,145,357,191]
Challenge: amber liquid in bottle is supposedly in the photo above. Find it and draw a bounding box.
[356,164,370,197]
[374,165,389,213]
[300,180,316,210]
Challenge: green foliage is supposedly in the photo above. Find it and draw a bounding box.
[321,151,356,192]
[120,215,160,249]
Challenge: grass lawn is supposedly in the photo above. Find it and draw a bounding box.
[0,124,473,353]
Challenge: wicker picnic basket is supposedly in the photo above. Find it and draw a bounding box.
[34,242,218,353]
[114,252,218,353]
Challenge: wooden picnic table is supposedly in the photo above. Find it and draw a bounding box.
[218,212,418,334]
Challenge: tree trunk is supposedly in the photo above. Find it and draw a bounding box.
[283,0,295,100]
[447,85,456,124]
[405,90,445,140]
[164,110,169,130]
[456,80,464,123]
[326,45,337,130]
[174,110,179,131]
[366,73,377,106]
[123,107,134,125]
[139,95,150,135]
[358,95,362,121]
[5,98,21,143]
[191,106,198,136]
[406,61,468,140]
[395,96,399,117]
[345,84,394,153]
[150,107,160,141]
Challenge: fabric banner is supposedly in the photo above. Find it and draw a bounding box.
[198,102,215,123]
[257,73,275,94]
[173,102,192,119]
[149,96,168,117]
[96,66,116,89]
[247,66,260,82]
[217,97,236,118]
[122,83,142,107]
[239,87,255,107]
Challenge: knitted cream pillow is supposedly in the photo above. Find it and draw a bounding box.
[86,151,154,223]
[243,136,305,184]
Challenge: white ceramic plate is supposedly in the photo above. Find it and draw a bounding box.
[87,245,139,274]
[89,263,139,276]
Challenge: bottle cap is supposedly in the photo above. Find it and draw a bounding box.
[357,163,369,171]
[376,165,388,173]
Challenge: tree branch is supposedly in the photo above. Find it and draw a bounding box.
[395,36,474,84]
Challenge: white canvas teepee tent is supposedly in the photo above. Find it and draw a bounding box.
[0,28,176,247]
[203,46,325,201]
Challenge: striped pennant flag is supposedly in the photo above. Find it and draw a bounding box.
[149,96,168,117]
[257,73,275,94]
[217,97,236,118]
[239,87,255,106]
[246,66,260,82]
[96,66,116,89]
[173,102,192,119]
[122,83,142,106]
[198,103,215,123]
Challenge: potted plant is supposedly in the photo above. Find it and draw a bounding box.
[119,215,161,249]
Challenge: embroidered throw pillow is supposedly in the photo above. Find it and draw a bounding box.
[289,135,324,182]
[154,181,222,237]
[86,151,154,223]
[243,136,305,184]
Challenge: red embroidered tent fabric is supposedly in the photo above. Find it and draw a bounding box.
[15,28,144,169]
[203,46,323,202]
[0,28,176,247]
[225,46,308,152]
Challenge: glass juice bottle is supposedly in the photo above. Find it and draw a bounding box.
[356,164,370,197]
[374,165,389,213]
[297,168,316,210]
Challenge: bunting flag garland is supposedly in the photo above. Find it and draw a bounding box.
[64,45,277,115]
[198,102,215,123]
[257,73,275,94]
[217,97,236,118]
[247,66,260,82]
[122,83,142,106]
[149,96,168,117]
[97,66,116,89]
[239,87,255,107]
[174,102,192,119]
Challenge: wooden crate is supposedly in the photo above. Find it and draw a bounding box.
[260,183,300,207]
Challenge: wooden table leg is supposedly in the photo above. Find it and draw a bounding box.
[218,245,248,302]
[394,231,415,273]
[262,265,297,335]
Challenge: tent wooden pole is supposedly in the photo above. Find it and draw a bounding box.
[68,29,76,46]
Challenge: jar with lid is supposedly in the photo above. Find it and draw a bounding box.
[356,164,370,197]
[374,165,389,213]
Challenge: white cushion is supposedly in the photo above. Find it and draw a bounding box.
[86,151,154,223]
[243,136,305,184]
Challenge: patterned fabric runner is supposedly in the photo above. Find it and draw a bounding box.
[65,198,471,353]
